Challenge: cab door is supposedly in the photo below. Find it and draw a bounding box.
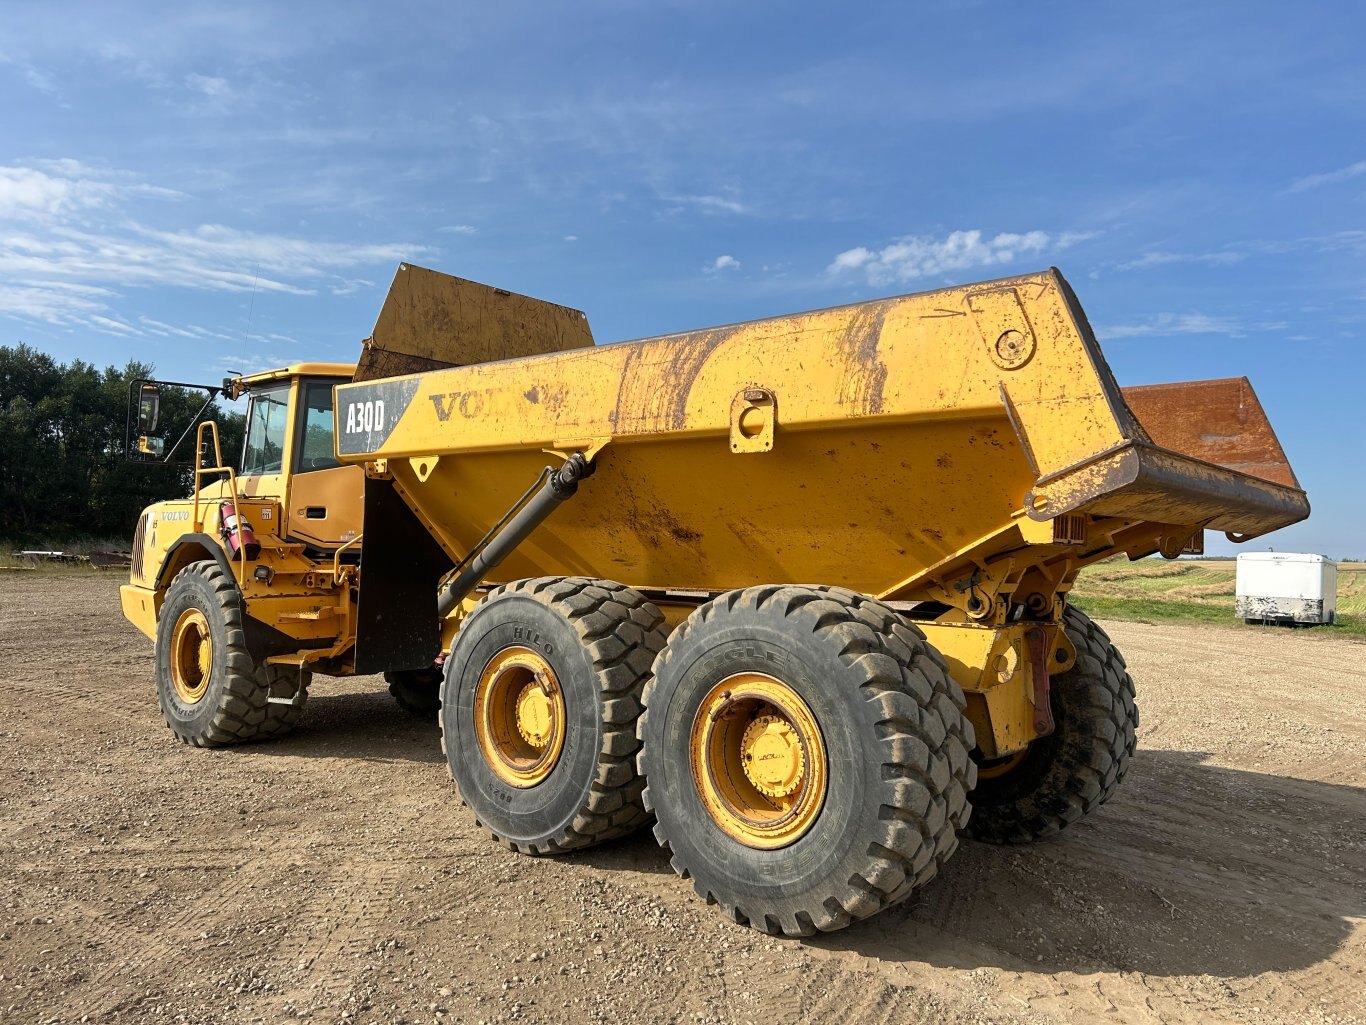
[236,381,293,502]
[285,378,365,549]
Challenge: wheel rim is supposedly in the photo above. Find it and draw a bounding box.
[473,646,566,788]
[170,608,212,704]
[689,672,827,849]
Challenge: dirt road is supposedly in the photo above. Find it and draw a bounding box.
[2,572,1363,1025]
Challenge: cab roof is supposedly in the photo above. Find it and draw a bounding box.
[235,362,356,386]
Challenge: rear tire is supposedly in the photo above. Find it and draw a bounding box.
[640,585,976,937]
[441,577,668,854]
[386,666,443,720]
[156,562,269,746]
[966,605,1138,844]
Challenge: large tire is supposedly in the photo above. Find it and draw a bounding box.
[639,585,976,937]
[156,562,270,746]
[966,605,1138,844]
[386,666,443,720]
[440,577,668,854]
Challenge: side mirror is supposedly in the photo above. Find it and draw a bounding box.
[137,384,161,434]
[126,376,220,465]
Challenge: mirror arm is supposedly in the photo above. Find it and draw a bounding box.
[160,387,224,465]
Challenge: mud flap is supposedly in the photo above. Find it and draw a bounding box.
[354,478,454,675]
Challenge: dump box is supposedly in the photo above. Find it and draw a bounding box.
[335,266,1305,610]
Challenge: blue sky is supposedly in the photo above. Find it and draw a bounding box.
[1,2,1361,555]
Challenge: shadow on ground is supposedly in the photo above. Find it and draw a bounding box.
[822,749,1365,979]
[582,749,1365,980]
[245,684,1366,982]
[254,686,445,764]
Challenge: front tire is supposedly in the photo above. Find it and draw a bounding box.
[640,585,976,937]
[966,605,1138,844]
[156,562,270,746]
[441,577,668,854]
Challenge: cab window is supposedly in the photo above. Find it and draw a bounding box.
[241,383,289,476]
[296,381,341,474]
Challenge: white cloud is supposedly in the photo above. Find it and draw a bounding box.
[563,234,578,242]
[826,228,1083,286]
[438,224,477,235]
[1115,232,1366,274]
[185,73,232,98]
[88,314,142,336]
[214,353,291,376]
[138,316,195,337]
[669,194,748,215]
[1100,312,1243,339]
[0,160,428,333]
[1309,229,1366,253]
[329,278,373,296]
[137,317,235,342]
[0,163,183,225]
[705,254,740,274]
[1119,249,1245,270]
[828,247,872,272]
[134,317,239,341]
[0,165,116,220]
[1288,159,1366,193]
[0,50,58,97]
[0,281,111,323]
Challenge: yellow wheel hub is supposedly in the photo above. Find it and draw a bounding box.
[689,673,827,849]
[740,715,805,798]
[169,608,212,704]
[515,682,555,747]
[474,647,565,788]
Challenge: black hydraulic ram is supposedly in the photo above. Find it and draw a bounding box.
[435,452,595,617]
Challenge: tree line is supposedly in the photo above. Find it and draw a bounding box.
[0,344,244,544]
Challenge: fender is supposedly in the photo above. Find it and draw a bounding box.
[155,533,236,591]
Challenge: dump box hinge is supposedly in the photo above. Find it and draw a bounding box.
[967,287,1038,370]
[730,388,776,454]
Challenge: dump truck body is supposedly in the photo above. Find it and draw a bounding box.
[336,269,1304,596]
[333,266,1305,758]
[121,262,1308,937]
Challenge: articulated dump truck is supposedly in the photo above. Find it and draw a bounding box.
[122,264,1308,936]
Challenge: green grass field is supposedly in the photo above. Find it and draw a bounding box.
[1070,557,1366,638]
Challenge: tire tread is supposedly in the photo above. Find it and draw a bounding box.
[966,604,1138,844]
[157,562,309,747]
[443,577,667,855]
[639,584,976,937]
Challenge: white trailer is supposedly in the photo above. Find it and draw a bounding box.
[1235,552,1337,626]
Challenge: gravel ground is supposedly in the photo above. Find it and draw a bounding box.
[1,572,1363,1025]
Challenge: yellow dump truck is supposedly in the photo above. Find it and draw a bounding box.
[121,263,1308,936]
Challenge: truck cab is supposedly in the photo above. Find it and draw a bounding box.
[231,364,363,552]
[121,363,364,689]
[119,265,601,750]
